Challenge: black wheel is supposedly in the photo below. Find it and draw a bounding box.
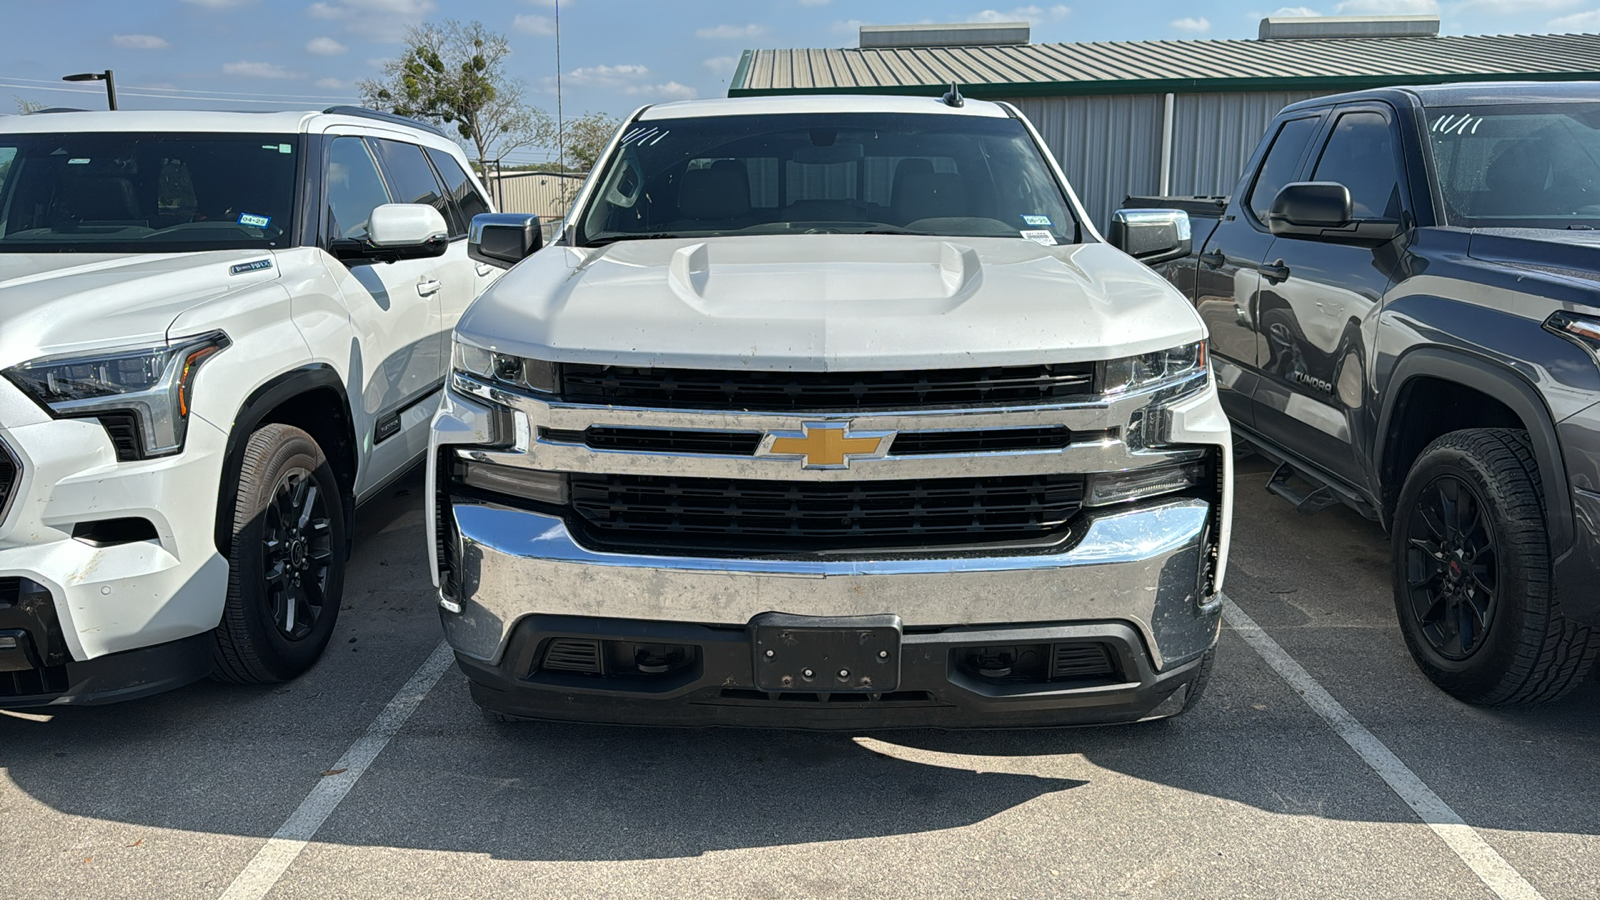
[212,423,347,684]
[1392,428,1597,705]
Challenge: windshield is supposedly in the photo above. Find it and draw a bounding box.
[0,132,298,253]
[577,112,1081,247]
[1426,103,1600,229]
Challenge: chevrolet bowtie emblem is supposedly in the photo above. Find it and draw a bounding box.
[759,422,894,469]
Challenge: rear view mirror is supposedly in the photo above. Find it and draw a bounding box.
[1108,209,1192,265]
[469,213,543,269]
[1269,182,1402,245]
[331,203,449,265]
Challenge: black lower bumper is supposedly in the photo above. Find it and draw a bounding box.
[455,614,1211,730]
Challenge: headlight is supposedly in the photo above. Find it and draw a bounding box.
[1099,341,1207,395]
[2,331,229,459]
[451,340,557,394]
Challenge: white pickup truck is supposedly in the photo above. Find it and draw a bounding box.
[434,93,1234,728]
[0,106,516,705]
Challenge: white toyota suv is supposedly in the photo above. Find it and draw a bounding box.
[0,106,519,705]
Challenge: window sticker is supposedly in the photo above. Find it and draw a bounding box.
[1019,229,1057,245]
[1021,214,1053,227]
[67,158,90,165]
[237,212,272,228]
[1432,114,1484,135]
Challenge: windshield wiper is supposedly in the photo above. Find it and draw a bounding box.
[584,232,693,247]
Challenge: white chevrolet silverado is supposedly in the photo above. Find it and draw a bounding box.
[433,93,1233,728]
[0,107,514,705]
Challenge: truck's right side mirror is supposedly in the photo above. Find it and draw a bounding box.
[1108,209,1192,266]
[469,213,543,268]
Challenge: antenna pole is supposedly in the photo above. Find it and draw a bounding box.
[555,0,565,178]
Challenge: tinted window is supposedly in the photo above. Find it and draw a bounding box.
[577,113,1082,246]
[0,133,297,253]
[1312,111,1403,219]
[425,147,490,230]
[1249,116,1319,223]
[1426,102,1600,228]
[372,139,453,231]
[326,137,391,241]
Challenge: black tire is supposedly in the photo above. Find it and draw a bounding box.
[212,423,347,684]
[1392,428,1598,705]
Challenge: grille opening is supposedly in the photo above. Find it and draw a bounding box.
[890,426,1073,455]
[0,578,71,699]
[582,427,761,455]
[434,452,461,602]
[94,413,144,462]
[0,659,70,698]
[72,517,159,547]
[534,638,698,678]
[0,443,16,512]
[956,641,1119,685]
[569,472,1085,555]
[559,363,1097,411]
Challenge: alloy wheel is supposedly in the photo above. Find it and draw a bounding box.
[1402,474,1499,661]
[260,467,333,641]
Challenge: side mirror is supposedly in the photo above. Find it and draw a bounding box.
[1269,182,1401,245]
[469,213,543,269]
[330,203,449,265]
[1108,209,1192,265]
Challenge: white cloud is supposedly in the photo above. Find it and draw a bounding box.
[113,34,171,50]
[1171,16,1211,32]
[703,55,740,76]
[1551,8,1600,28]
[555,64,696,100]
[1264,6,1321,15]
[695,23,768,39]
[306,36,348,55]
[315,77,347,89]
[1333,0,1438,13]
[635,81,698,100]
[1460,0,1577,9]
[308,0,435,42]
[967,5,1071,24]
[832,18,870,35]
[223,60,305,79]
[514,14,555,35]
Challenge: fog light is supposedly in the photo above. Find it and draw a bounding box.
[457,460,567,504]
[1085,462,1204,507]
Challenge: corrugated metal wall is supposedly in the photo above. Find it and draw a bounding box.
[1003,90,1327,231]
[483,172,584,220]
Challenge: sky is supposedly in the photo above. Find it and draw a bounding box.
[1,0,1595,164]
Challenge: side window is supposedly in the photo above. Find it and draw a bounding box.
[325,136,391,241]
[425,147,490,228]
[1312,111,1404,220]
[371,139,454,233]
[1248,116,1320,223]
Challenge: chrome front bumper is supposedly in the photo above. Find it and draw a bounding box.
[441,496,1220,671]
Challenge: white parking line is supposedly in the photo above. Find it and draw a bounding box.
[1222,598,1544,900]
[218,640,455,900]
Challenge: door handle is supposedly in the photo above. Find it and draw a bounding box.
[416,279,442,296]
[1199,249,1226,269]
[1259,259,1291,284]
[474,263,496,277]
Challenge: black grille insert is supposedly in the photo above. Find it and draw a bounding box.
[890,426,1073,455]
[569,473,1085,554]
[1051,643,1116,679]
[559,363,1096,411]
[541,638,604,674]
[0,443,15,515]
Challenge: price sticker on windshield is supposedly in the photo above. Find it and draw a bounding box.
[237,213,271,228]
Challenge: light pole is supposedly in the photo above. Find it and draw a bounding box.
[62,70,117,110]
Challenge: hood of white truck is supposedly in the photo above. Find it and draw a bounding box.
[457,235,1205,370]
[0,249,281,366]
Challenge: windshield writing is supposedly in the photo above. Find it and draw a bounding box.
[578,112,1080,246]
[0,132,297,253]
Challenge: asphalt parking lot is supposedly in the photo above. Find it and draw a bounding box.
[3,456,1599,899]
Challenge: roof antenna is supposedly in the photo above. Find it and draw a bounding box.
[941,81,964,108]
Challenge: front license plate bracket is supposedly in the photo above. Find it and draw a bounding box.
[750,612,902,693]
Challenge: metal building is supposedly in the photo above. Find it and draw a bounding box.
[729,17,1600,229]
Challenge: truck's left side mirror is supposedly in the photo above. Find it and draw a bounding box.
[469,213,543,269]
[1108,209,1192,266]
[1269,182,1402,246]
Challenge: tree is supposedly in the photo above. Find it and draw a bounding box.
[558,111,623,174]
[358,20,552,172]
[14,95,44,115]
